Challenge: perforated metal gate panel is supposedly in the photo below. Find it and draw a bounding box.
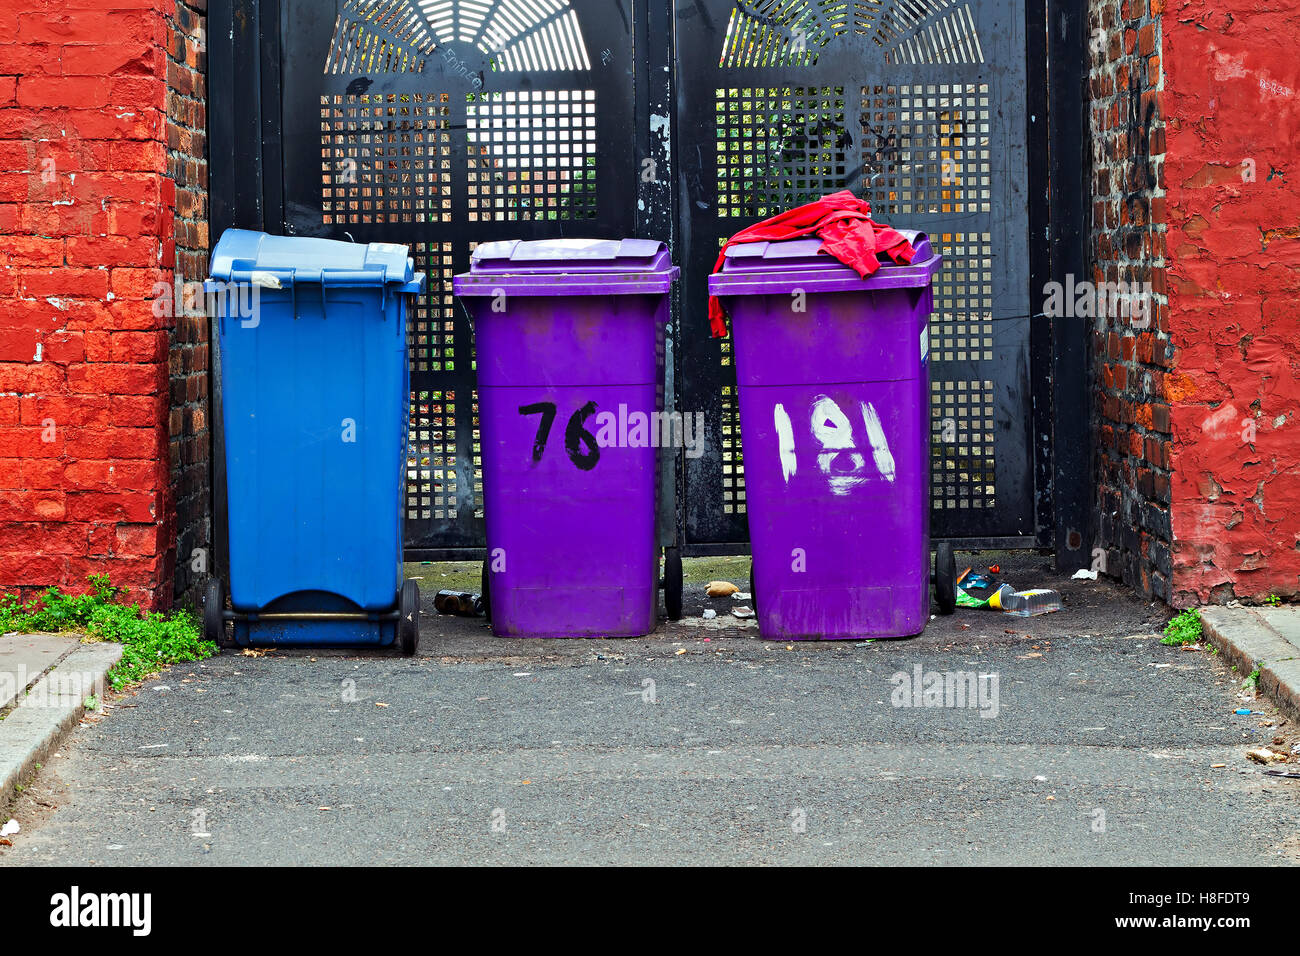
[676,0,1033,546]
[270,0,1034,555]
[280,0,638,551]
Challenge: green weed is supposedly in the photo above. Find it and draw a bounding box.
[1161,608,1203,645]
[0,575,215,691]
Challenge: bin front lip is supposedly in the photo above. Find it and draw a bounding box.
[708,251,941,297]
[203,274,425,294]
[453,267,679,296]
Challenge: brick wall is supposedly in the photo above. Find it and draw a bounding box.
[0,0,207,610]
[165,0,209,607]
[1088,0,1172,601]
[1092,0,1300,606]
[4,0,1296,613]
[1163,0,1300,605]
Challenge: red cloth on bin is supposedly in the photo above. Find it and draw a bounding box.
[708,190,916,338]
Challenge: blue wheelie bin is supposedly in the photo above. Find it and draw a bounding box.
[204,230,426,653]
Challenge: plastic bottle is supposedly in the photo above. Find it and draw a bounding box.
[992,586,1062,617]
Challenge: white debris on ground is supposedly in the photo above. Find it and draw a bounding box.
[681,616,758,630]
[1246,747,1289,765]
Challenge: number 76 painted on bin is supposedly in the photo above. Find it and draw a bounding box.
[774,394,896,495]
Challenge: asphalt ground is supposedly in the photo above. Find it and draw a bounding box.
[2,552,1298,865]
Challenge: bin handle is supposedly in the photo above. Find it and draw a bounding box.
[225,267,300,320]
[317,269,395,316]
[226,267,296,286]
[222,267,410,322]
[227,267,395,286]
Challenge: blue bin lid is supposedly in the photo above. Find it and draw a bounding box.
[208,229,424,292]
[453,238,678,296]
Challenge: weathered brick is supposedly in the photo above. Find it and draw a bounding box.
[0,2,210,609]
[18,267,109,299]
[1089,0,1173,603]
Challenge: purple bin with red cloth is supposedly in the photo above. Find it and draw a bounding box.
[709,230,942,640]
[454,239,679,638]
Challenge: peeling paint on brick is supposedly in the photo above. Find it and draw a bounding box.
[1092,0,1300,608]
[1164,0,1300,607]
[0,0,207,611]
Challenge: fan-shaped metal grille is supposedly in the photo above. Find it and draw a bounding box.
[326,0,591,73]
[718,0,984,67]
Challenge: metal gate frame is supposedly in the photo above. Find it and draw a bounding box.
[669,0,1088,569]
[208,0,679,570]
[208,0,1089,575]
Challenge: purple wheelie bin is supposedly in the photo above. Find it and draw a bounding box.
[453,239,680,638]
[709,231,942,640]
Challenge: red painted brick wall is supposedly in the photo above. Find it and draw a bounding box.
[1093,0,1300,605]
[0,0,206,610]
[1163,0,1300,605]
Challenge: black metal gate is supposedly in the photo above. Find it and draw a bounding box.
[284,0,647,554]
[676,0,1036,551]
[209,0,1089,565]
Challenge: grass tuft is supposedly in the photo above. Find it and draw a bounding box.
[1160,608,1202,646]
[0,574,215,691]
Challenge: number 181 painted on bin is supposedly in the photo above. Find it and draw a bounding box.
[774,394,896,495]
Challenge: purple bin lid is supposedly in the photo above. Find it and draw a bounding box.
[722,230,932,265]
[455,238,678,296]
[710,229,941,296]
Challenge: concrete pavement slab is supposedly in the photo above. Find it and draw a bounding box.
[0,634,80,711]
[0,640,122,816]
[1201,606,1300,721]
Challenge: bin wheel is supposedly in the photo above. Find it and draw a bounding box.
[399,579,420,656]
[664,547,683,621]
[935,542,957,615]
[749,559,757,614]
[480,560,492,624]
[203,578,231,649]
